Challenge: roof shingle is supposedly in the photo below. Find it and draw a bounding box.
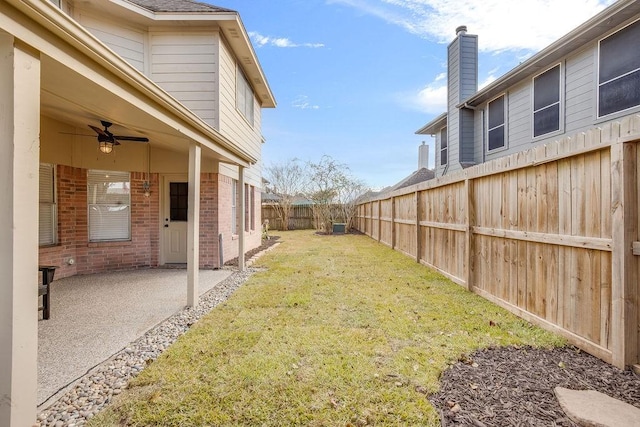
[127,0,235,13]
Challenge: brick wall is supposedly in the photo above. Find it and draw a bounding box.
[39,167,161,279]
[38,166,260,278]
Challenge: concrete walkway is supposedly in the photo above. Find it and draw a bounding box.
[37,268,231,407]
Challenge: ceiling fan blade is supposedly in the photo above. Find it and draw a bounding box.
[113,135,150,142]
[89,125,108,136]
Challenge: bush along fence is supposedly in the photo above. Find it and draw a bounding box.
[355,116,640,369]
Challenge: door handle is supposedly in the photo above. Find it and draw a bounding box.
[164,224,169,228]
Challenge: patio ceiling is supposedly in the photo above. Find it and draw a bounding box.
[4,0,257,166]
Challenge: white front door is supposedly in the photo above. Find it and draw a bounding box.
[162,175,188,264]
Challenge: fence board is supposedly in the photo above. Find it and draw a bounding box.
[356,119,640,368]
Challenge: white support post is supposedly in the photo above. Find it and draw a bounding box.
[0,37,41,427]
[187,142,201,307]
[238,166,246,271]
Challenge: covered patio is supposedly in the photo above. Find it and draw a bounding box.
[37,268,232,409]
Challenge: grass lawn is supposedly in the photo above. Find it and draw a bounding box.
[89,230,565,426]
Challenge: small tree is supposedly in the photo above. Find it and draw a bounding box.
[335,176,368,231]
[264,159,306,231]
[304,155,350,234]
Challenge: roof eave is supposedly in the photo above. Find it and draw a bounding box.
[463,0,640,108]
[415,112,447,135]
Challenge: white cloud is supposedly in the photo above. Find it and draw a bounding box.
[292,95,321,110]
[328,0,615,53]
[398,81,447,114]
[249,32,325,49]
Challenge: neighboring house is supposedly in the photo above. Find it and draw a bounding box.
[1,0,274,425]
[417,0,640,177]
[386,142,435,192]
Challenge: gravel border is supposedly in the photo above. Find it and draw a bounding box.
[35,268,257,427]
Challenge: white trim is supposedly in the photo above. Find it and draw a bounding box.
[531,62,564,139]
[486,93,508,153]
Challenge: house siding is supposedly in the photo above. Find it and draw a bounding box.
[218,37,263,186]
[565,47,597,133]
[78,12,145,73]
[150,31,219,128]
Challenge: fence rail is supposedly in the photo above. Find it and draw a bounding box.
[355,117,640,368]
[261,205,316,231]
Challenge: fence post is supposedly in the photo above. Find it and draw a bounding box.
[464,178,475,291]
[416,191,421,263]
[610,140,639,369]
[391,197,396,250]
[377,200,382,243]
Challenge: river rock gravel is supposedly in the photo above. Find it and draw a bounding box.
[36,268,256,427]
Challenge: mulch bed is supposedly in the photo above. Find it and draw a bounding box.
[429,346,640,426]
[224,235,281,267]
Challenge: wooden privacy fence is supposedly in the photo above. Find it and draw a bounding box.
[261,205,316,230]
[356,117,640,369]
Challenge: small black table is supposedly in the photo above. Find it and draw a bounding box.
[38,265,57,320]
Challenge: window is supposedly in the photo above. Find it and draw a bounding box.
[250,186,256,231]
[244,184,250,232]
[533,64,561,137]
[237,68,255,125]
[598,20,640,117]
[231,179,238,234]
[170,182,188,221]
[39,164,57,246]
[87,170,130,241]
[439,127,448,166]
[487,95,506,151]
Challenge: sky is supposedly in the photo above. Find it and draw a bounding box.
[212,0,615,189]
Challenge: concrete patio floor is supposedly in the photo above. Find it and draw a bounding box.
[37,268,232,408]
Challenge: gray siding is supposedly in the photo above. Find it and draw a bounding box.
[565,46,596,133]
[459,108,475,164]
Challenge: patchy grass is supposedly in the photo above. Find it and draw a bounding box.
[89,230,565,427]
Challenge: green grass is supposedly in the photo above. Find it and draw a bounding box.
[89,230,565,426]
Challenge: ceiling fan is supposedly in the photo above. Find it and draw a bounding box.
[88,120,149,154]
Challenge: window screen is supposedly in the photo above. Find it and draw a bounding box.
[488,95,506,151]
[237,69,255,125]
[598,20,640,117]
[440,127,448,166]
[533,65,561,137]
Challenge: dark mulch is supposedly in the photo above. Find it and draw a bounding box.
[430,346,640,426]
[224,235,281,267]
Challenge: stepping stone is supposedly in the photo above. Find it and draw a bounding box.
[555,387,640,427]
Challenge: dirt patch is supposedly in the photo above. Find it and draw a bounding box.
[224,236,281,267]
[429,346,640,426]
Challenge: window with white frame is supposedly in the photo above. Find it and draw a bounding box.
[533,64,561,137]
[598,19,640,117]
[39,163,57,246]
[487,95,506,151]
[87,170,131,241]
[237,68,255,126]
[439,127,448,166]
[231,179,238,234]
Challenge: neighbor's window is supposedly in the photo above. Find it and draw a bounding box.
[487,95,506,151]
[439,127,448,166]
[87,170,131,241]
[533,64,561,137]
[598,19,640,117]
[231,179,238,234]
[39,163,57,246]
[236,68,255,125]
[250,186,256,231]
[244,184,250,232]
